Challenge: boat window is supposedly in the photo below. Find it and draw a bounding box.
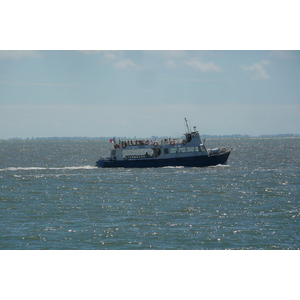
[164,148,169,154]
[168,147,202,154]
[169,147,178,154]
[186,147,195,152]
[123,148,153,157]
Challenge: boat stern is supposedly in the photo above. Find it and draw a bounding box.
[95,159,106,168]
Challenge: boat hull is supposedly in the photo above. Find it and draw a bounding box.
[96,151,231,168]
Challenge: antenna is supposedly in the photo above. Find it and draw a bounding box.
[184,118,190,133]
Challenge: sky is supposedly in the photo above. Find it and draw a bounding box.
[0,50,299,139]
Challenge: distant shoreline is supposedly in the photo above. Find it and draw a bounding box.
[2,134,300,141]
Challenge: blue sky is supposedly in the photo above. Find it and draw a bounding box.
[1,50,299,139]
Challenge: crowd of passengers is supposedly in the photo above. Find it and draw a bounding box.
[121,140,151,147]
[121,138,178,147]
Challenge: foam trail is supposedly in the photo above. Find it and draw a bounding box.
[0,166,97,172]
[162,166,185,169]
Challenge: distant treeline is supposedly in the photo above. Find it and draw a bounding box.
[202,134,300,138]
[4,133,300,141]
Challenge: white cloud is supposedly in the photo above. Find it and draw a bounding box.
[104,52,117,60]
[113,59,139,69]
[78,50,141,69]
[186,59,222,72]
[0,50,40,60]
[165,59,177,69]
[241,61,270,80]
[79,50,141,68]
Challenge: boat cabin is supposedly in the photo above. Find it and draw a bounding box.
[109,126,208,161]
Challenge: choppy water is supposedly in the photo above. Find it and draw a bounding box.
[1,138,299,249]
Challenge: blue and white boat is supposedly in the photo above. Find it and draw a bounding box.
[96,119,231,168]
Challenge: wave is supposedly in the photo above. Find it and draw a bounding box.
[209,164,230,168]
[162,166,185,169]
[0,165,97,172]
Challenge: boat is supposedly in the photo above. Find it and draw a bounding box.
[96,118,231,168]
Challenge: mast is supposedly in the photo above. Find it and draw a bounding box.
[184,118,190,133]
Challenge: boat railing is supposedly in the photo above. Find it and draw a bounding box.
[208,148,228,156]
[161,138,183,145]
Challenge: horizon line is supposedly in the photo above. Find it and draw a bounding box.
[2,133,300,141]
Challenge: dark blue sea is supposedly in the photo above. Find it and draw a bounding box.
[1,137,299,250]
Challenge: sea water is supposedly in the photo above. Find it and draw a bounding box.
[1,138,299,249]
